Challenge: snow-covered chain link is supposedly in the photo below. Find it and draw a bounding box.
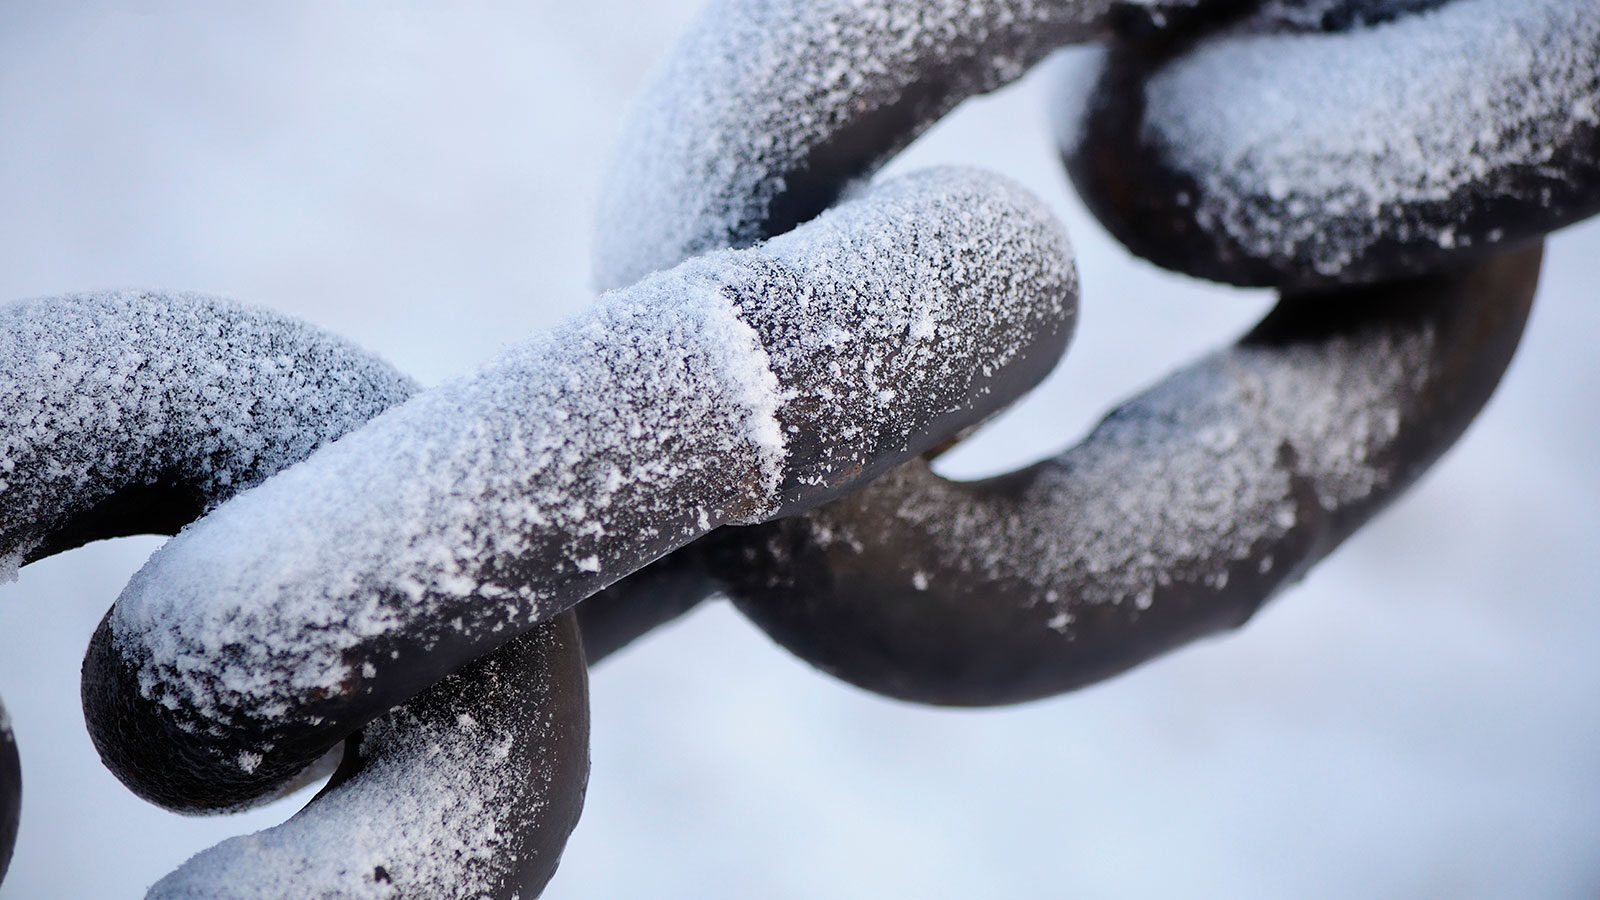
[0,1,1595,897]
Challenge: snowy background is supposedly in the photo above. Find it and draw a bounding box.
[2,4,1599,898]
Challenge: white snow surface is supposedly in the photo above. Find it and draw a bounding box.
[1139,0,1600,276]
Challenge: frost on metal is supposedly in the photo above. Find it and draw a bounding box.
[868,328,1424,606]
[0,291,416,578]
[145,617,587,900]
[593,0,1119,290]
[0,290,586,896]
[714,246,1541,705]
[91,169,1076,810]
[1065,0,1600,286]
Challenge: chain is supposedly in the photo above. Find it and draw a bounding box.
[1,0,1596,897]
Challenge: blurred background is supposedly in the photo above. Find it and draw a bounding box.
[1,4,1597,897]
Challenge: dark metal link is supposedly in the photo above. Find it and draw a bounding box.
[581,0,1591,710]
[704,245,1540,703]
[1067,0,1600,288]
[594,0,1207,290]
[82,171,1074,813]
[0,292,588,898]
[0,291,416,569]
[583,244,1541,686]
[0,696,16,886]
[145,613,588,900]
[2,0,1596,895]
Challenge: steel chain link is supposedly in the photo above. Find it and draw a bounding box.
[0,0,1595,896]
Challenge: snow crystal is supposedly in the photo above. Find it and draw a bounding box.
[594,0,1118,290]
[106,169,1075,773]
[1136,0,1599,277]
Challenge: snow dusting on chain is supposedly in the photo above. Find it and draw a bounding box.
[0,0,1594,897]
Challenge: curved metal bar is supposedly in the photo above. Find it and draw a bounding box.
[84,169,1077,812]
[0,291,589,897]
[0,695,17,888]
[575,552,718,664]
[592,0,1233,290]
[145,613,588,900]
[711,245,1542,703]
[1065,0,1599,288]
[588,244,1541,700]
[0,291,416,573]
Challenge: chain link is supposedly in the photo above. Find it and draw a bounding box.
[1,0,1595,896]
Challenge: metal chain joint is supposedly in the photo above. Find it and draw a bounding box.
[0,0,1595,896]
